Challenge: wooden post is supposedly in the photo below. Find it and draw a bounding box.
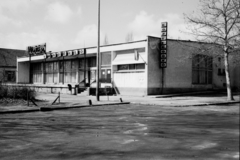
[29,54,31,83]
[58,92,60,103]
[27,91,29,106]
[62,56,64,84]
[161,68,164,94]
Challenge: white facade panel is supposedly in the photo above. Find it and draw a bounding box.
[113,72,146,88]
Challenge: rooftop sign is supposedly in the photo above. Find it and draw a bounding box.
[44,48,86,59]
[27,43,46,55]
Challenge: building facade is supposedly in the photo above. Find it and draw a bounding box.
[0,48,26,83]
[16,36,239,96]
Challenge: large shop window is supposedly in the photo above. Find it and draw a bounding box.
[45,62,58,83]
[59,60,77,83]
[32,63,42,83]
[118,63,145,71]
[88,57,96,67]
[192,54,212,84]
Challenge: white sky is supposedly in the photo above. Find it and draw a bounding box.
[0,0,200,52]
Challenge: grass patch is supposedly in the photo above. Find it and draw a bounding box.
[0,84,36,100]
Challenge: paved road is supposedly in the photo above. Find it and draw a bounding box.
[0,104,239,160]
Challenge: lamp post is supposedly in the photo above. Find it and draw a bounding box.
[96,0,100,101]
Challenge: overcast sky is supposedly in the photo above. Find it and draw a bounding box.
[0,0,200,52]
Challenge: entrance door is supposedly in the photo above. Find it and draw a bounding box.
[106,69,111,83]
[101,69,111,83]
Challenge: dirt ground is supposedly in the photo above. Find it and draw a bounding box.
[0,103,239,160]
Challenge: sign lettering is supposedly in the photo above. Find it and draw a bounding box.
[27,43,46,55]
[45,48,86,59]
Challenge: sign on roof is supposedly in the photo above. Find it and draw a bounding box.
[27,43,46,55]
[44,48,86,59]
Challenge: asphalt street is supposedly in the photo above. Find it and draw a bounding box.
[0,103,239,160]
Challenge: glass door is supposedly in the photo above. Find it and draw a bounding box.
[100,69,111,83]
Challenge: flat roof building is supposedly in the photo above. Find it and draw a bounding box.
[16,36,239,96]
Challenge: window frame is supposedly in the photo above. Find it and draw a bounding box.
[117,63,145,71]
[45,61,58,84]
[32,63,42,83]
[192,54,213,85]
[4,70,16,82]
[61,60,77,84]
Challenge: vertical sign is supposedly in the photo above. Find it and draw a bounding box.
[160,22,167,68]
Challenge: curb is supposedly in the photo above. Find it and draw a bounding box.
[0,102,130,114]
[204,101,240,106]
[0,109,40,114]
[172,101,240,107]
[0,101,238,114]
[154,91,221,98]
[40,102,130,111]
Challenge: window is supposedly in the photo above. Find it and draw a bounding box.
[118,65,128,70]
[32,63,42,83]
[79,59,86,69]
[59,60,77,83]
[45,62,58,83]
[192,54,212,84]
[88,57,96,67]
[4,71,16,82]
[218,68,225,76]
[90,70,96,81]
[118,63,145,71]
[59,61,64,83]
[136,64,145,70]
[100,69,111,83]
[129,64,135,70]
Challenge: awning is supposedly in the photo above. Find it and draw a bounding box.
[112,52,146,65]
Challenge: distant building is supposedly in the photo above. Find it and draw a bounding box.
[0,48,26,83]
[16,36,239,96]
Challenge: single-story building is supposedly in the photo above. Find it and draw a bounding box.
[16,36,240,96]
[0,48,26,83]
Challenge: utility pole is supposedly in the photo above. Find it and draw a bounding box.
[96,0,100,101]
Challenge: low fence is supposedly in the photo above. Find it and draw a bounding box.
[2,83,116,96]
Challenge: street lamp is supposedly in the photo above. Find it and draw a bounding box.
[96,0,100,101]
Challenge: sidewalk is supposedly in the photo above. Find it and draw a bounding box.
[0,92,239,113]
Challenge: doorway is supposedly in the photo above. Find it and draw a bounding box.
[101,69,111,83]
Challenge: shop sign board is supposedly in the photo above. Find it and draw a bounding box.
[27,43,46,55]
[160,22,167,68]
[44,48,86,59]
[73,50,79,55]
[52,52,56,58]
[62,51,67,56]
[78,49,85,55]
[68,50,73,56]
[57,52,62,57]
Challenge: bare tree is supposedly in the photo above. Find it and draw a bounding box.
[184,0,240,101]
[125,32,134,42]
